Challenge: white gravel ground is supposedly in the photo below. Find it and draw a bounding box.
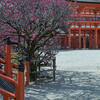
[25,50,100,100]
[56,50,100,72]
[1,50,100,100]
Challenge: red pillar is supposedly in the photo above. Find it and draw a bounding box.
[73,30,76,49]
[16,58,24,100]
[95,26,98,49]
[3,96,9,100]
[89,30,91,48]
[3,37,12,100]
[5,37,12,78]
[17,72,24,100]
[68,29,71,49]
[6,45,12,77]
[83,36,86,49]
[79,27,81,49]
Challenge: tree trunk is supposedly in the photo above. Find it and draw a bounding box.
[29,60,37,82]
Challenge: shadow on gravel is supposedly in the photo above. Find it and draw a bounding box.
[25,70,100,100]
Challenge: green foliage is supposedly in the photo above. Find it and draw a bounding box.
[11,53,22,64]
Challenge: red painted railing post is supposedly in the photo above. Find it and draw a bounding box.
[16,58,24,100]
[3,37,11,100]
[4,37,12,77]
[3,96,10,100]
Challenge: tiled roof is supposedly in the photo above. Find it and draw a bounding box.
[71,0,100,3]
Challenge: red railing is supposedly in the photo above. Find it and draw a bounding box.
[0,59,24,100]
[0,37,29,85]
[0,37,29,100]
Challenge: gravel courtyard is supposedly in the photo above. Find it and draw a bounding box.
[1,50,100,100]
[56,49,100,73]
[25,50,100,100]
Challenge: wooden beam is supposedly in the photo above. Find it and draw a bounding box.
[68,29,71,49]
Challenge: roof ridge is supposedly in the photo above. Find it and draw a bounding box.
[68,0,100,4]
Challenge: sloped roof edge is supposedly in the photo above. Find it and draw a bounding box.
[68,0,100,4]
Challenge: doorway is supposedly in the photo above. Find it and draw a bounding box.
[86,37,89,48]
[81,38,83,48]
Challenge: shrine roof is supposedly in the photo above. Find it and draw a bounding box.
[71,0,100,3]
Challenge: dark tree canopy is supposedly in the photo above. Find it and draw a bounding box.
[0,0,78,59]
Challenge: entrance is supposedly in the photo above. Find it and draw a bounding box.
[81,38,83,48]
[86,37,89,48]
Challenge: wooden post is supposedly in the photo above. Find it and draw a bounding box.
[95,26,98,49]
[73,30,76,49]
[68,29,71,49]
[5,37,12,77]
[89,30,91,48]
[3,37,11,100]
[53,57,56,81]
[16,58,24,100]
[79,26,81,49]
[3,96,9,100]
[83,36,86,49]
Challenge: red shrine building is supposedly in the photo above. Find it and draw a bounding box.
[57,0,100,49]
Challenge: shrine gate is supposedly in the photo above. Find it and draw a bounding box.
[57,0,100,49]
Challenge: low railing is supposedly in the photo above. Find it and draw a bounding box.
[0,58,24,100]
[30,56,56,84]
[0,37,29,85]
